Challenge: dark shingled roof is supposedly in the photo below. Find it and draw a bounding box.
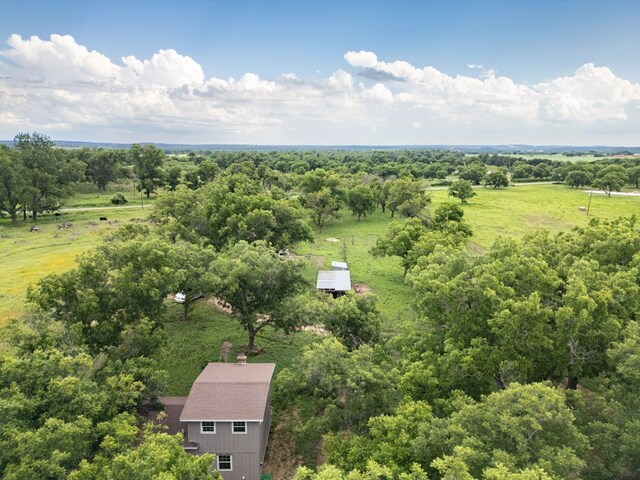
[158,396,189,435]
[180,363,276,422]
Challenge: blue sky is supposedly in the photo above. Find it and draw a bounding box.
[0,0,639,145]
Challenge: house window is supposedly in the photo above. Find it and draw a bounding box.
[232,421,247,434]
[217,454,232,471]
[201,421,215,434]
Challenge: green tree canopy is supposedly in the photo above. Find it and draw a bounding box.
[458,163,486,185]
[324,292,382,350]
[14,132,84,220]
[448,179,476,204]
[484,170,509,188]
[209,241,309,353]
[594,165,627,196]
[386,178,430,218]
[132,144,165,198]
[153,177,313,249]
[85,149,125,191]
[346,183,377,221]
[28,235,186,352]
[0,146,26,223]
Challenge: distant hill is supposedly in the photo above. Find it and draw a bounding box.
[1,139,638,155]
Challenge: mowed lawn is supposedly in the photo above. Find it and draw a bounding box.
[2,183,638,393]
[296,209,416,329]
[157,301,319,395]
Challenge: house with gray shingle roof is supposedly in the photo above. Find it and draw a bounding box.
[160,362,275,480]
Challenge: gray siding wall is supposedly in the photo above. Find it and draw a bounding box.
[217,452,259,480]
[259,401,272,464]
[187,421,262,480]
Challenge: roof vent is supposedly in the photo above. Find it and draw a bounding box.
[236,353,247,364]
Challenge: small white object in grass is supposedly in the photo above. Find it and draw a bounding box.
[174,292,186,303]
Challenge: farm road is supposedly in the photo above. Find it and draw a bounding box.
[59,205,153,212]
[584,190,640,197]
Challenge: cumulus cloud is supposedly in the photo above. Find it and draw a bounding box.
[0,35,638,144]
[122,49,204,87]
[344,50,378,68]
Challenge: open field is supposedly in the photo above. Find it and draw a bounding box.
[503,153,638,163]
[0,206,151,322]
[1,184,638,326]
[296,210,416,328]
[429,184,640,248]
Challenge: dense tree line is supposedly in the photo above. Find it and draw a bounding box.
[275,217,640,479]
[3,132,639,224]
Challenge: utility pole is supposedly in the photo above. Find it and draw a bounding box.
[586,191,593,216]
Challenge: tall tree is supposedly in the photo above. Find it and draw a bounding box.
[324,292,382,350]
[69,431,221,480]
[565,170,593,188]
[0,146,26,223]
[458,163,486,185]
[172,242,217,321]
[301,169,344,231]
[484,170,509,188]
[628,165,640,188]
[210,241,309,353]
[370,218,427,277]
[163,165,182,191]
[153,178,313,249]
[345,183,377,221]
[305,187,341,232]
[386,178,429,218]
[14,132,83,220]
[28,236,184,352]
[85,149,124,191]
[132,144,164,198]
[594,165,627,197]
[448,179,476,204]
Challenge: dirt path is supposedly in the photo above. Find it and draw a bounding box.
[584,190,640,197]
[58,205,153,212]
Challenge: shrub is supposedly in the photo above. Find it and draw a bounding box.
[111,193,128,205]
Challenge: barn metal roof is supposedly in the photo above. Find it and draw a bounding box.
[316,270,351,291]
[331,261,349,270]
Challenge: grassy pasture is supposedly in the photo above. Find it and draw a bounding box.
[0,206,150,323]
[1,184,638,325]
[502,153,636,163]
[296,210,415,327]
[430,184,640,249]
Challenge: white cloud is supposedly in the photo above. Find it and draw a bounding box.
[344,50,378,69]
[536,63,640,122]
[0,34,638,145]
[121,49,204,87]
[361,83,393,103]
[328,69,353,90]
